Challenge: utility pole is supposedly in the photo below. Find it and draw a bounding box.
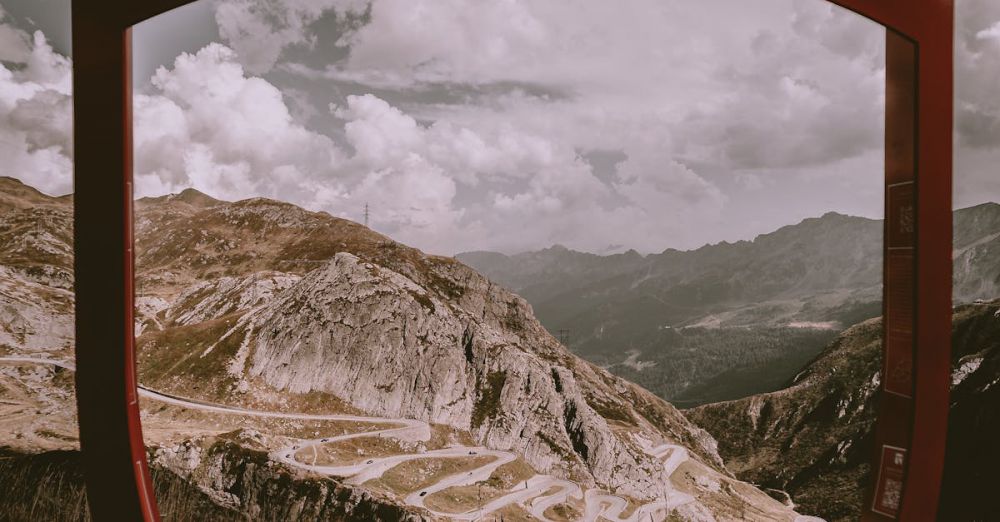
[364,202,369,228]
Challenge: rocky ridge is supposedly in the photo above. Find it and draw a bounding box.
[133,198,732,502]
[684,301,1000,521]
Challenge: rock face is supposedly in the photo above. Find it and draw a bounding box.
[0,177,74,356]
[140,245,724,500]
[684,301,1000,522]
[126,187,806,513]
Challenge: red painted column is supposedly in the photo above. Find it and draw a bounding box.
[866,30,918,520]
[72,6,158,522]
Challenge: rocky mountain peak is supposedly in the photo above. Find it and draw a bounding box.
[136,187,221,210]
[139,246,732,501]
[175,187,221,207]
[0,176,70,210]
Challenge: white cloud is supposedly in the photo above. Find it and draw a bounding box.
[134,43,342,205]
[313,0,887,177]
[333,93,576,187]
[326,93,619,251]
[0,27,73,196]
[346,153,466,253]
[7,0,998,255]
[675,3,885,170]
[334,94,422,166]
[976,21,1000,42]
[615,149,726,213]
[201,0,893,253]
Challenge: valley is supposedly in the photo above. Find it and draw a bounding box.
[0,354,802,521]
[3,175,998,521]
[0,177,806,521]
[0,356,699,521]
[459,203,1000,406]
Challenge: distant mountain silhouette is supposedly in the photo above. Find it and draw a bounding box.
[459,205,1000,404]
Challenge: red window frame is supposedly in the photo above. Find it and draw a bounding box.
[71,1,953,520]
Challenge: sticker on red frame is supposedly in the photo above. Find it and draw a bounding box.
[872,444,908,518]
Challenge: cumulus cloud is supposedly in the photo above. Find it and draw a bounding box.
[133,43,342,204]
[314,0,888,175]
[676,2,885,170]
[188,0,895,252]
[277,0,889,252]
[0,23,73,196]
[333,94,567,185]
[979,21,1000,42]
[328,93,625,252]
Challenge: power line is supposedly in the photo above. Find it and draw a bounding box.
[557,329,571,346]
[364,202,369,228]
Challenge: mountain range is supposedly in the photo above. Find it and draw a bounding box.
[4,175,997,520]
[458,203,1000,405]
[0,177,805,521]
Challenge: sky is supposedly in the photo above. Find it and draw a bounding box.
[0,0,998,256]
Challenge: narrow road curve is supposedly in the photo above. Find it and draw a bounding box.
[3,357,699,521]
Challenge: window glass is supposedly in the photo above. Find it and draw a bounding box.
[127,2,890,520]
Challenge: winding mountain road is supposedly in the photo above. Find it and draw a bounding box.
[0,356,777,521]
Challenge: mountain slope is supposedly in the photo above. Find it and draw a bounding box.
[0,177,73,356]
[130,191,763,511]
[458,206,1000,405]
[953,202,1000,301]
[130,190,814,518]
[1,181,809,520]
[684,301,1000,521]
[459,211,884,334]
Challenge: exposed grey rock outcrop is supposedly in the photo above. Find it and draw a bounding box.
[204,252,720,499]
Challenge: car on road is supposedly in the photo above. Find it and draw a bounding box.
[366,459,374,464]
